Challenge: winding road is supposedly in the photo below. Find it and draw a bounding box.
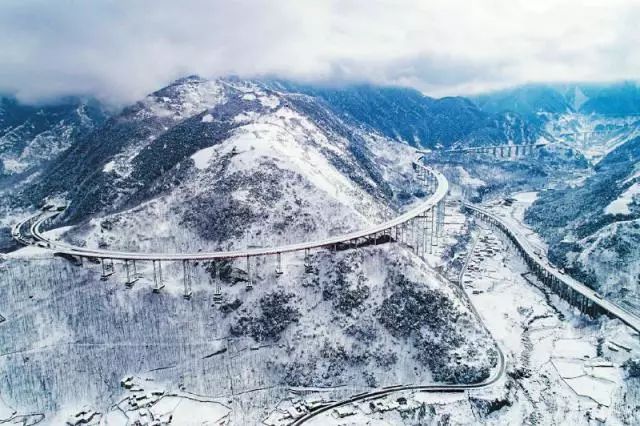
[290,222,506,425]
[11,152,640,424]
[14,161,448,262]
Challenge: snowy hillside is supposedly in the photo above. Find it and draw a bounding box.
[545,112,640,163]
[0,77,503,424]
[0,96,107,181]
[526,136,640,312]
[270,81,540,149]
[19,77,424,255]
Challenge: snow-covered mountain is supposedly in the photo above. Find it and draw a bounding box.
[270,81,539,149]
[3,76,640,424]
[0,76,507,426]
[525,135,640,310]
[0,96,108,182]
[474,81,640,119]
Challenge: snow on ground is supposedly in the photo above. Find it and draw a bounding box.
[1,221,492,425]
[545,113,640,163]
[484,191,549,256]
[456,166,485,188]
[604,182,640,215]
[298,199,640,425]
[58,103,408,256]
[102,160,115,173]
[190,145,216,170]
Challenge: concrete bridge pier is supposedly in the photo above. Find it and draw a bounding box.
[507,145,512,158]
[183,260,193,299]
[421,213,428,257]
[435,199,445,238]
[124,259,138,287]
[430,206,436,250]
[100,258,114,280]
[276,252,284,276]
[304,248,312,273]
[246,255,253,290]
[212,263,222,304]
[152,260,165,293]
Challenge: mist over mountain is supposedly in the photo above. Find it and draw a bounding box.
[270,81,539,148]
[474,81,640,119]
[2,74,640,425]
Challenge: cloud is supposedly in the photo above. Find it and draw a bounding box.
[0,0,638,105]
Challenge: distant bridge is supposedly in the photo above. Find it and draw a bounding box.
[422,121,640,161]
[14,156,449,299]
[439,143,543,158]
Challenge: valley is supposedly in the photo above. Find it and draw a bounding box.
[1,79,640,425]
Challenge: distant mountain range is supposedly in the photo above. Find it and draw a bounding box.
[269,80,539,148]
[0,76,543,222]
[474,81,640,120]
[0,96,108,183]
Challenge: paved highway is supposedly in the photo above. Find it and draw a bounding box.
[465,203,640,333]
[14,160,448,262]
[291,227,505,425]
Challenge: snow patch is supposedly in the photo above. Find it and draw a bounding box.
[201,113,213,123]
[604,183,640,215]
[190,146,216,170]
[103,160,115,173]
[259,95,280,109]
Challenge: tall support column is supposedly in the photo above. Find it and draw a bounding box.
[276,252,283,276]
[125,259,137,287]
[439,199,446,237]
[183,260,192,299]
[507,146,512,158]
[152,260,157,289]
[412,218,418,254]
[422,213,428,257]
[152,260,165,293]
[430,207,436,250]
[212,261,222,304]
[100,258,114,280]
[304,248,312,273]
[246,256,253,290]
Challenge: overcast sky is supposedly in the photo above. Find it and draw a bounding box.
[1,0,638,105]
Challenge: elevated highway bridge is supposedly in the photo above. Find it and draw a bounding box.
[14,156,449,298]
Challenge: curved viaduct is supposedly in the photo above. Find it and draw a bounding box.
[14,158,449,298]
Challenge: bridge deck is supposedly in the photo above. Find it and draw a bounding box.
[17,161,448,262]
[466,203,640,333]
